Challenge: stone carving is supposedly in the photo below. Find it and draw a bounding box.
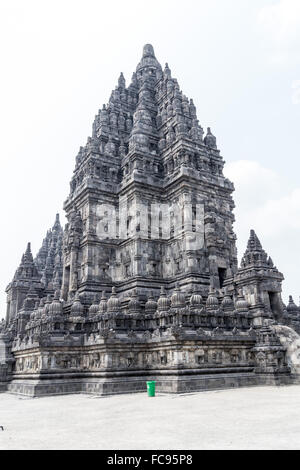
[1,44,298,397]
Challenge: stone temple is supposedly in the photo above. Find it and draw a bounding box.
[1,44,300,396]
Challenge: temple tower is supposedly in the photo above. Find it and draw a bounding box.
[235,230,284,326]
[5,243,43,325]
[1,43,298,398]
[5,214,63,324]
[62,44,238,303]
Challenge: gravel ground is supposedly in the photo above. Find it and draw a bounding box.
[0,385,300,450]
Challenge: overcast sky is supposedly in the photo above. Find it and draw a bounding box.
[0,0,299,318]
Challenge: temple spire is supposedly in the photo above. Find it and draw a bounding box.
[52,213,61,231]
[164,62,171,78]
[247,229,263,252]
[12,241,39,281]
[240,229,276,269]
[118,72,126,89]
[24,242,33,263]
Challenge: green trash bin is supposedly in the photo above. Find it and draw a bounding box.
[147,381,156,397]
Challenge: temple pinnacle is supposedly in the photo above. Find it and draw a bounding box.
[143,44,155,57]
[52,213,61,231]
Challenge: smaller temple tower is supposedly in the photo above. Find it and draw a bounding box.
[5,214,63,326]
[5,243,43,325]
[235,230,284,327]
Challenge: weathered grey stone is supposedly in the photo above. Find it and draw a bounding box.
[1,44,299,396]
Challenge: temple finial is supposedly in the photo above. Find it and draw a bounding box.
[164,62,171,78]
[24,242,33,262]
[52,213,61,230]
[136,44,161,74]
[204,127,217,149]
[118,72,126,89]
[143,44,155,58]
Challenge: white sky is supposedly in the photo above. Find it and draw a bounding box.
[0,0,299,318]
